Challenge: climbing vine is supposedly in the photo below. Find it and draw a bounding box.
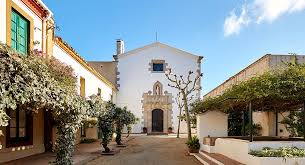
[0,44,104,164]
[191,59,305,115]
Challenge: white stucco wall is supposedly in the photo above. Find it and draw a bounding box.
[53,44,113,101]
[215,138,305,165]
[0,0,44,51]
[0,0,6,44]
[116,43,201,133]
[197,111,228,146]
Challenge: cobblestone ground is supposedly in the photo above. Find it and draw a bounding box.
[86,135,201,165]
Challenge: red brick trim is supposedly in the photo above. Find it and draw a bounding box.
[20,0,49,19]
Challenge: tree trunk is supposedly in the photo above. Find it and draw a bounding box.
[182,91,192,140]
[102,143,110,153]
[177,107,182,138]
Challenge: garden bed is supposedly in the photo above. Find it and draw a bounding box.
[249,147,305,157]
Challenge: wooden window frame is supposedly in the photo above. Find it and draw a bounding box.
[80,126,86,137]
[6,109,33,148]
[97,88,102,97]
[80,77,86,98]
[6,0,34,52]
[11,9,30,55]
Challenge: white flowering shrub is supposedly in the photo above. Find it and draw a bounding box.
[0,44,105,164]
[113,106,138,145]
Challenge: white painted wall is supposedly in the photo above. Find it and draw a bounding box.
[53,44,113,101]
[215,138,305,165]
[117,43,201,133]
[0,0,6,44]
[197,111,228,150]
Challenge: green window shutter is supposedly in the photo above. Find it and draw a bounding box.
[11,11,28,55]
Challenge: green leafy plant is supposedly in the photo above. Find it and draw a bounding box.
[112,105,137,145]
[280,111,304,137]
[241,123,262,136]
[98,101,115,153]
[186,136,200,153]
[249,147,305,158]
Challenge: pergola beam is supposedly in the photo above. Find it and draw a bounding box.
[275,110,278,136]
[242,110,246,136]
[249,101,253,142]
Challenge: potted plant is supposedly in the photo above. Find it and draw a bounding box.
[168,127,173,133]
[143,127,147,133]
[186,136,200,153]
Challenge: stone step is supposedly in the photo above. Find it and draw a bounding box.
[147,132,168,135]
[199,151,245,165]
[190,152,218,165]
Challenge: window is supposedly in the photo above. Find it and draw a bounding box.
[80,77,86,97]
[97,88,102,97]
[6,109,33,147]
[153,63,164,72]
[11,10,29,55]
[80,126,86,137]
[149,60,167,73]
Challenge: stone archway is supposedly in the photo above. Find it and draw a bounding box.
[142,81,173,133]
[152,109,164,132]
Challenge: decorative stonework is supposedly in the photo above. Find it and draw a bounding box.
[141,82,173,133]
[148,59,169,73]
[196,56,203,98]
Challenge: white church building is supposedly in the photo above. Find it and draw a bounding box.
[90,40,203,134]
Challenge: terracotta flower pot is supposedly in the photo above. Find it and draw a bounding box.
[189,147,199,153]
[168,127,173,133]
[143,127,147,133]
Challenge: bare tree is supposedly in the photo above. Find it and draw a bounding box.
[175,92,184,138]
[166,69,202,140]
[175,92,194,138]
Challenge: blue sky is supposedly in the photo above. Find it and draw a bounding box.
[44,0,305,95]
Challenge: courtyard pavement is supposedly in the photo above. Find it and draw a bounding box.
[3,134,200,165]
[86,135,201,165]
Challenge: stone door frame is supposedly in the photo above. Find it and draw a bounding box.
[142,88,173,133]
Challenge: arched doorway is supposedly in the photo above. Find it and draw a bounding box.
[152,109,164,132]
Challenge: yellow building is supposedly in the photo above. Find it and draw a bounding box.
[0,0,116,163]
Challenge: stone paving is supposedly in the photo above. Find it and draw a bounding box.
[3,135,200,165]
[87,135,201,165]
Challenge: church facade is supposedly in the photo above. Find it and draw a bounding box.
[113,40,203,133]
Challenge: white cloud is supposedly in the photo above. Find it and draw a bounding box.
[224,6,250,36]
[224,0,305,36]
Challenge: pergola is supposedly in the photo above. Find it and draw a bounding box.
[197,62,305,142]
[219,97,305,142]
